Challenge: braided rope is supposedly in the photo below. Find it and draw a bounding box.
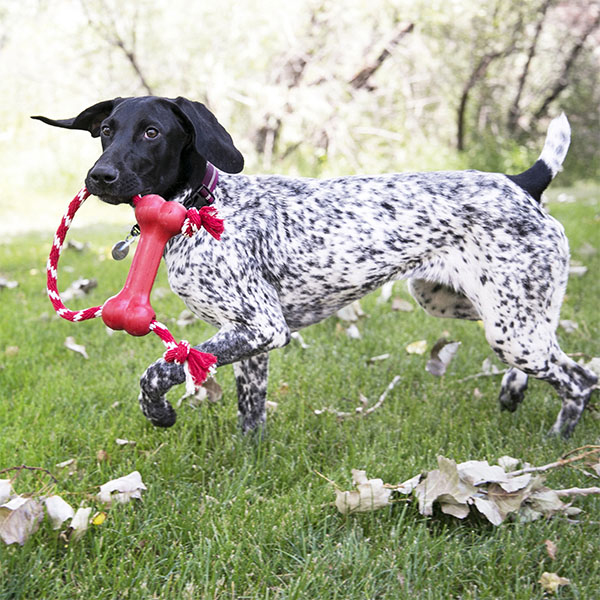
[47,187,218,389]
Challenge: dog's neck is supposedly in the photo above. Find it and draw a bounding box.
[173,161,220,208]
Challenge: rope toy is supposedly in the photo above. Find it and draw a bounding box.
[47,187,224,393]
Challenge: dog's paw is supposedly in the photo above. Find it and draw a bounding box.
[138,390,177,427]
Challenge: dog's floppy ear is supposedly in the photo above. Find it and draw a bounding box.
[167,97,244,174]
[31,98,126,137]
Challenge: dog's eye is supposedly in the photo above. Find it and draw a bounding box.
[101,125,111,137]
[144,127,159,140]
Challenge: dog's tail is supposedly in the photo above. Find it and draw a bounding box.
[507,113,571,202]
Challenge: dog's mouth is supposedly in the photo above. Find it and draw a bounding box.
[97,194,136,206]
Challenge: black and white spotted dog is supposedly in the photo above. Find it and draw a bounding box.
[34,96,597,437]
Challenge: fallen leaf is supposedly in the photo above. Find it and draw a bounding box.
[335,469,393,514]
[55,458,75,469]
[457,460,510,486]
[0,496,44,545]
[336,301,365,322]
[414,456,477,517]
[568,265,587,277]
[544,539,558,560]
[539,572,570,594]
[64,337,88,359]
[406,340,427,355]
[345,324,361,339]
[44,495,74,529]
[377,281,394,304]
[497,456,520,471]
[291,331,310,349]
[367,353,390,365]
[61,278,97,302]
[481,357,501,375]
[391,297,414,312]
[0,480,13,504]
[4,346,19,357]
[96,449,109,462]
[472,497,504,526]
[176,309,197,327]
[559,320,579,333]
[97,471,147,505]
[584,357,600,377]
[577,242,597,257]
[203,377,223,403]
[394,474,422,495]
[115,438,136,446]
[92,511,107,526]
[66,240,90,252]
[0,277,18,289]
[266,400,278,412]
[426,340,461,376]
[69,507,92,541]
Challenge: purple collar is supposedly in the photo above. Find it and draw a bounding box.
[190,161,219,207]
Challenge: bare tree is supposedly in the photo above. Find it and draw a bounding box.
[80,0,154,95]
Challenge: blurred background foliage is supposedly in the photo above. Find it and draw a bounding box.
[0,0,598,231]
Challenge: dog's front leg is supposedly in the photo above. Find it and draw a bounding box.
[139,317,289,429]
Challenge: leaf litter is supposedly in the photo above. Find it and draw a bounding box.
[326,446,600,525]
[0,465,146,546]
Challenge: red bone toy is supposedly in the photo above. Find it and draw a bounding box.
[47,187,224,392]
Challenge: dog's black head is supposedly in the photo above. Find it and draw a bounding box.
[32,96,244,205]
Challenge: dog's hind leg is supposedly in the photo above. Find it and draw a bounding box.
[233,352,269,434]
[482,311,597,437]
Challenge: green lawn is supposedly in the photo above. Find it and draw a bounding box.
[0,184,598,599]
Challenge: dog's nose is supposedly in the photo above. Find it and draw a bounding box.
[89,165,119,186]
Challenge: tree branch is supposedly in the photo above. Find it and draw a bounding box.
[350,23,414,90]
[534,9,600,122]
[507,0,554,133]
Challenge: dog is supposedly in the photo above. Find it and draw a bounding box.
[33,96,597,438]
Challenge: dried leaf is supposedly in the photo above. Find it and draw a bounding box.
[345,324,361,339]
[481,357,501,375]
[406,340,427,355]
[497,456,520,471]
[44,495,74,529]
[97,471,147,506]
[0,496,44,545]
[66,240,89,252]
[336,301,365,322]
[377,281,394,304]
[426,340,461,376]
[335,469,393,514]
[472,497,504,525]
[291,331,310,349]
[457,460,509,486]
[0,480,13,504]
[394,474,422,495]
[69,507,92,541]
[0,277,18,289]
[539,572,570,594]
[115,438,136,446]
[414,456,477,516]
[55,458,75,469]
[61,278,97,302]
[203,377,223,403]
[391,297,414,312]
[64,337,88,359]
[545,539,558,560]
[367,353,390,365]
[176,309,197,327]
[568,265,587,277]
[96,449,109,462]
[559,319,579,333]
[4,346,19,357]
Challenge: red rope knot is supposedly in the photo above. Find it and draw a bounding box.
[163,339,217,392]
[181,206,224,240]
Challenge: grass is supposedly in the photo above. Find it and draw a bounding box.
[0,184,598,599]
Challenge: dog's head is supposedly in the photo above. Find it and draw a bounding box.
[32,96,244,205]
